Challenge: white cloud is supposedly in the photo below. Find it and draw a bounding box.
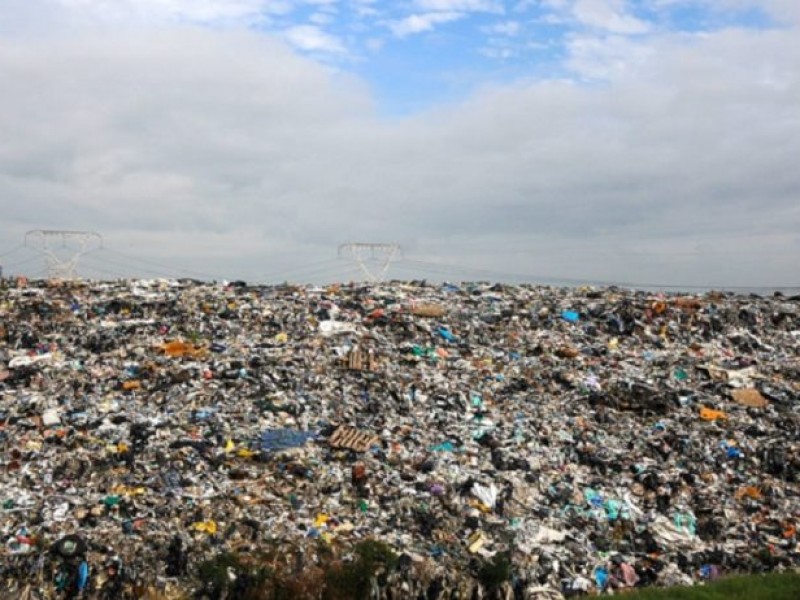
[309,12,335,25]
[365,37,385,51]
[480,46,515,58]
[55,0,281,25]
[351,0,380,18]
[284,24,346,52]
[566,33,654,78]
[485,20,521,35]
[572,0,651,34]
[764,0,800,23]
[414,0,504,12]
[389,11,463,37]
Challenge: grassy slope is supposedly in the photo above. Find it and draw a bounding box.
[620,573,800,600]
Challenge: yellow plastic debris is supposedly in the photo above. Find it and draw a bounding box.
[192,521,218,535]
[314,513,330,528]
[236,448,256,459]
[468,499,492,514]
[467,531,486,554]
[224,439,235,453]
[117,442,129,454]
[275,332,288,344]
[699,407,728,421]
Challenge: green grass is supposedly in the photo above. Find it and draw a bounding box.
[622,572,800,600]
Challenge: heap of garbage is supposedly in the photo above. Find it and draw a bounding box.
[1,277,798,599]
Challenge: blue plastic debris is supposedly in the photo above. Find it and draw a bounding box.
[584,488,603,508]
[77,561,89,591]
[430,441,457,452]
[594,566,609,589]
[727,446,743,459]
[260,429,316,452]
[437,327,456,342]
[561,310,580,323]
[720,441,744,459]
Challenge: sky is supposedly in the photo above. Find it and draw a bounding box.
[0,0,799,287]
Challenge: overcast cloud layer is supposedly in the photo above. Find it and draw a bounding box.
[0,0,799,287]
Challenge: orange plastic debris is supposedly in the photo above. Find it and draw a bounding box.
[122,380,141,391]
[735,486,763,501]
[160,340,205,358]
[699,407,728,421]
[652,301,667,314]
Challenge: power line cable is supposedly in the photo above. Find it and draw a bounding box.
[78,257,136,280]
[260,258,348,282]
[289,264,363,284]
[4,253,46,270]
[0,244,25,259]
[82,252,179,280]
[261,256,340,274]
[24,266,50,280]
[100,247,224,280]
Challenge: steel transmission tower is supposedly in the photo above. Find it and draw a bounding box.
[24,230,103,279]
[338,242,402,282]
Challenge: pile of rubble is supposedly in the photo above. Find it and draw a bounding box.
[0,277,798,599]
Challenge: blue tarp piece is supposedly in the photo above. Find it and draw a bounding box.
[77,562,89,591]
[594,567,609,589]
[437,327,456,342]
[430,441,457,452]
[561,310,580,322]
[260,429,316,452]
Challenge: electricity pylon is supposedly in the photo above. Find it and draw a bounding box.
[338,243,402,282]
[24,230,103,279]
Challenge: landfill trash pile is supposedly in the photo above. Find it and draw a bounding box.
[0,277,798,599]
